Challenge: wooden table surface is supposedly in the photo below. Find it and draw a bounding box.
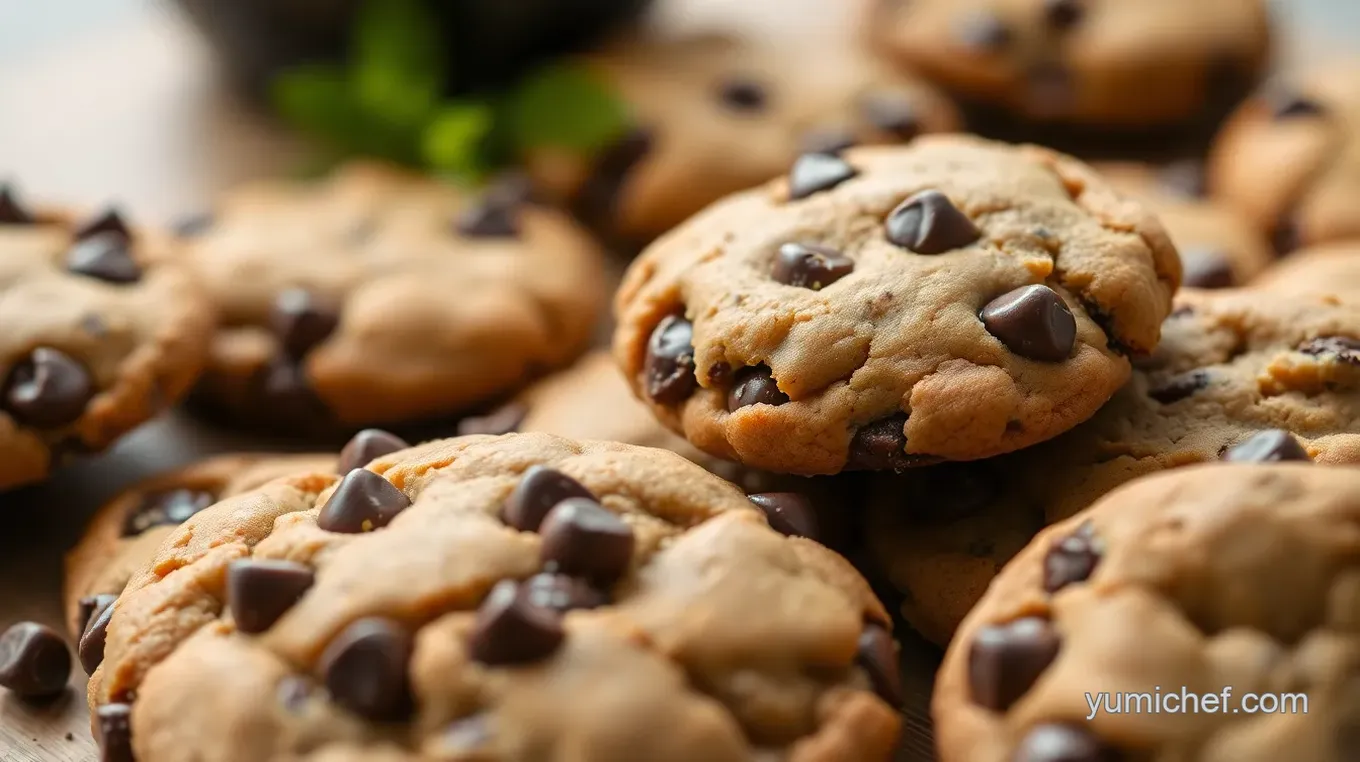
[0,1,1353,760]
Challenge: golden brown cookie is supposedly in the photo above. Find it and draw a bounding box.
[83,433,901,762]
[0,189,214,491]
[615,135,1180,475]
[1252,241,1360,300]
[935,463,1360,762]
[178,162,607,434]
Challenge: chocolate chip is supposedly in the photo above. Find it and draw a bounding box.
[773,242,854,290]
[1223,429,1313,463]
[727,365,789,411]
[885,190,980,254]
[319,618,413,721]
[0,622,71,699]
[172,212,214,237]
[1265,88,1325,120]
[788,153,858,200]
[1043,0,1084,29]
[74,208,131,241]
[457,402,528,436]
[521,572,608,613]
[66,232,142,284]
[0,184,34,224]
[644,315,698,404]
[707,361,733,386]
[1044,521,1100,593]
[980,285,1076,362]
[1180,248,1235,289]
[337,429,409,474]
[856,622,902,706]
[227,559,315,634]
[1272,216,1301,256]
[1157,160,1208,199]
[573,127,654,228]
[504,465,596,531]
[2,348,94,428]
[122,488,216,536]
[316,469,411,533]
[255,356,331,423]
[801,128,858,156]
[968,617,1061,711]
[456,195,521,238]
[1013,724,1116,762]
[955,11,1012,51]
[718,78,767,112]
[79,597,116,675]
[1299,336,1360,365]
[847,414,913,471]
[271,288,340,358]
[1148,370,1209,404]
[540,498,635,584]
[96,703,134,762]
[748,492,819,540]
[76,594,118,637]
[861,93,921,140]
[468,579,565,666]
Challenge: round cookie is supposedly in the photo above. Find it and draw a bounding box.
[864,0,1271,128]
[1209,62,1360,255]
[934,463,1360,762]
[178,162,607,433]
[82,433,902,762]
[0,188,214,491]
[614,134,1180,476]
[1253,241,1360,300]
[867,287,1360,646]
[526,32,961,243]
[1095,161,1272,288]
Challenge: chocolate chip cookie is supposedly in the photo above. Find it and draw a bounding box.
[614,135,1181,475]
[0,188,214,491]
[865,0,1271,128]
[1095,162,1272,288]
[934,463,1360,762]
[84,432,901,762]
[526,33,960,243]
[178,162,607,434]
[867,288,1360,645]
[1253,241,1360,300]
[1209,62,1360,255]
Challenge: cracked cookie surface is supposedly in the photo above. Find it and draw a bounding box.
[934,463,1360,762]
[614,135,1180,475]
[867,288,1360,645]
[0,189,214,491]
[85,433,900,762]
[178,162,607,433]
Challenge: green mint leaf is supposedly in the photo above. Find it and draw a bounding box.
[421,104,494,180]
[270,65,364,145]
[353,0,443,124]
[507,63,631,153]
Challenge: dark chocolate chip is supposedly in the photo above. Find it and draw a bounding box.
[968,616,1061,711]
[573,127,654,228]
[456,195,521,238]
[847,414,912,471]
[1043,0,1084,29]
[122,488,216,536]
[521,572,608,613]
[1148,370,1209,404]
[172,212,214,237]
[316,469,411,533]
[856,622,903,706]
[955,11,1012,51]
[1157,160,1208,199]
[457,402,528,436]
[79,597,116,675]
[539,498,635,584]
[1299,336,1360,365]
[861,93,921,140]
[270,288,340,358]
[726,365,789,411]
[788,153,858,200]
[801,127,858,156]
[748,492,819,540]
[96,703,134,762]
[504,465,596,532]
[1044,521,1100,593]
[76,594,118,637]
[980,285,1076,362]
[885,190,980,254]
[1179,248,1236,289]
[469,579,565,666]
[718,78,767,112]
[0,184,34,224]
[337,429,410,474]
[1265,87,1326,120]
[1223,429,1313,463]
[644,315,698,404]
[227,559,315,634]
[1271,216,1301,256]
[74,208,131,242]
[1013,724,1117,762]
[66,232,142,284]
[707,361,733,386]
[254,356,331,423]
[773,242,854,290]
[2,347,94,428]
[0,622,72,699]
[319,618,413,721]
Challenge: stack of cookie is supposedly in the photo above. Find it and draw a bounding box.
[4,1,1360,761]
